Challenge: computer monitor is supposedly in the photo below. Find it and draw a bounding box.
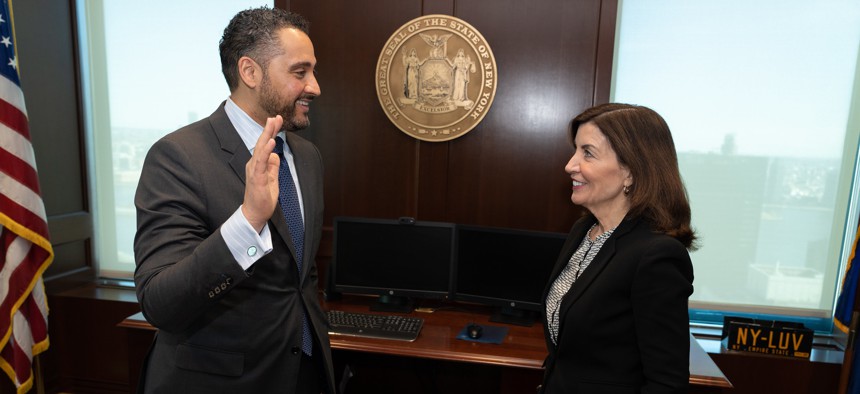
[453,225,568,326]
[331,216,456,313]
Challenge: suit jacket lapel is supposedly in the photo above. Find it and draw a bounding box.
[210,102,304,273]
[562,233,618,306]
[546,218,593,288]
[210,103,250,184]
[557,217,639,319]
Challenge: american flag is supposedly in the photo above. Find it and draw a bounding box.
[0,0,54,393]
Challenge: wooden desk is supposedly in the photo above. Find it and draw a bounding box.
[323,296,547,370]
[119,294,731,393]
[689,333,733,390]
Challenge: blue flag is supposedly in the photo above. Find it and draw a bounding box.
[835,218,860,333]
[835,218,860,393]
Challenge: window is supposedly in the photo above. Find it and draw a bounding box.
[80,2,860,331]
[77,1,272,278]
[612,0,860,331]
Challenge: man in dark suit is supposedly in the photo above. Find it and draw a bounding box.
[133,7,335,393]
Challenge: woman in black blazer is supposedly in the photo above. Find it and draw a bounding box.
[541,103,696,393]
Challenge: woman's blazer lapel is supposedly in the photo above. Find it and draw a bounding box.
[554,217,640,329]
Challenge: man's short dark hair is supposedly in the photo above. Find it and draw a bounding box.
[219,7,310,91]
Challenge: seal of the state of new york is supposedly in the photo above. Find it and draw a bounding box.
[375,15,498,142]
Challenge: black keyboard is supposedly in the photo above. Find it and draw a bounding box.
[326,310,423,342]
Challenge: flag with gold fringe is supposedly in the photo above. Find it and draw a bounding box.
[0,0,54,393]
[835,217,860,333]
[836,217,860,393]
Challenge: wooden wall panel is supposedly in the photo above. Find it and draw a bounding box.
[292,1,426,221]
[445,0,601,232]
[291,0,608,234]
[413,2,456,221]
[45,289,141,393]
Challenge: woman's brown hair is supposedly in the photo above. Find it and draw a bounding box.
[570,103,698,250]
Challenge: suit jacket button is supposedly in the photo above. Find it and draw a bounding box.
[291,346,300,355]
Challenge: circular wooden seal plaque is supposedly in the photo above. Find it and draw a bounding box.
[375,15,498,142]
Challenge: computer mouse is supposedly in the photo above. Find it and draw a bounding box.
[467,324,483,339]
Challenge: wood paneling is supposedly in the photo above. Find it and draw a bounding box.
[709,352,840,394]
[43,286,141,394]
[445,0,601,231]
[291,0,606,235]
[292,1,426,221]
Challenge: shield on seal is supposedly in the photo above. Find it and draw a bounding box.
[419,59,452,106]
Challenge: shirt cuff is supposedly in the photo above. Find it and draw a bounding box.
[222,206,274,270]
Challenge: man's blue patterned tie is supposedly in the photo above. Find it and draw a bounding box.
[273,136,313,356]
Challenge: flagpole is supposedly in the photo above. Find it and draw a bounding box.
[33,354,45,394]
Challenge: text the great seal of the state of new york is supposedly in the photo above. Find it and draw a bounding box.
[375,15,498,142]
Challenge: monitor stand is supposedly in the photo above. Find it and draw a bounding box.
[370,295,414,313]
[489,306,537,327]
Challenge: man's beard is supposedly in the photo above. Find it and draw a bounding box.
[260,78,310,131]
